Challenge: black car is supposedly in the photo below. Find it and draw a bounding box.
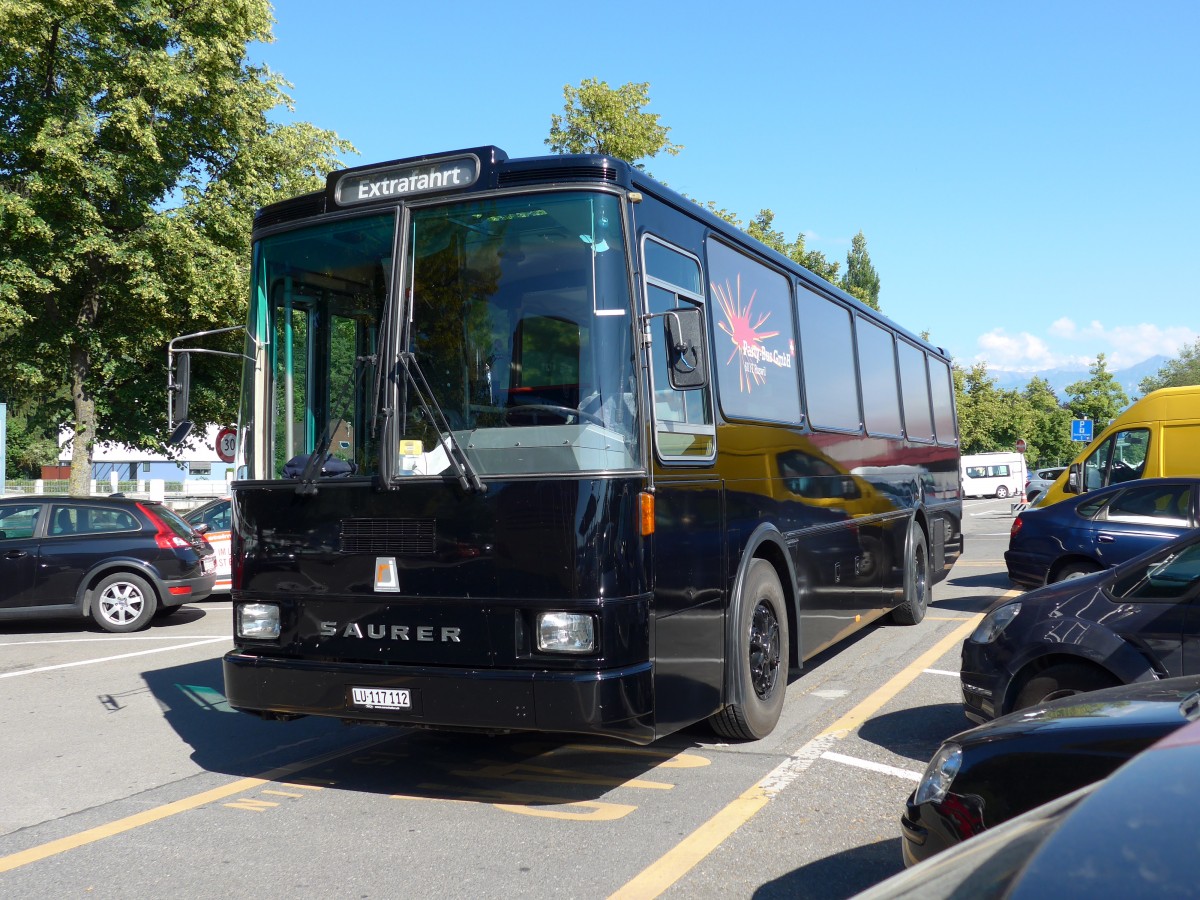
[1006,477,1199,588]
[864,716,1200,899]
[0,496,216,632]
[903,675,1200,866]
[963,528,1200,723]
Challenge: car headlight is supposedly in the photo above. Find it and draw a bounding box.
[914,743,963,806]
[970,602,1022,644]
[536,612,595,653]
[237,602,281,639]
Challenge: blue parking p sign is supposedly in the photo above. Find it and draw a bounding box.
[1071,418,1094,442]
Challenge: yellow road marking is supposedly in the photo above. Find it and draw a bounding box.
[0,734,394,874]
[609,600,1013,900]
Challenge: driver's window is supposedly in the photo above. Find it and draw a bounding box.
[643,236,714,461]
[1083,428,1150,491]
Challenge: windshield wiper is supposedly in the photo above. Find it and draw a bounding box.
[398,351,486,494]
[294,354,373,495]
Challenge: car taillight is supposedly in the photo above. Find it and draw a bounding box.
[137,502,191,549]
[1010,516,1024,540]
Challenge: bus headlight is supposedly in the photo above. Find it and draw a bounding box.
[238,602,281,640]
[537,612,595,653]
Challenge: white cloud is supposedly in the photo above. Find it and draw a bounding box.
[975,321,1198,372]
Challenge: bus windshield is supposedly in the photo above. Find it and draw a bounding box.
[398,191,639,477]
[241,191,640,480]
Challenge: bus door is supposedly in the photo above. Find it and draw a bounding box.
[642,236,725,734]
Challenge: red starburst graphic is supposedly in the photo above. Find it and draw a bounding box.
[713,275,779,393]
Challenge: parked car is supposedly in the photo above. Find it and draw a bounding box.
[184,496,231,592]
[963,528,1200,723]
[1005,477,1199,588]
[1023,465,1065,504]
[864,716,1200,899]
[0,496,215,633]
[902,675,1200,866]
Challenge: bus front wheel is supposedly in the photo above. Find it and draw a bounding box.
[710,560,790,741]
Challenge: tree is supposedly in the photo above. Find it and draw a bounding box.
[954,362,1032,454]
[745,209,841,283]
[1065,354,1129,431]
[841,231,881,311]
[0,1,352,495]
[1139,338,1200,394]
[1022,377,1074,466]
[546,79,681,167]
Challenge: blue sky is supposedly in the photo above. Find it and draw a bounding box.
[255,1,1198,376]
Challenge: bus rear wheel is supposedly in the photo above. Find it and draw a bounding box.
[891,526,930,625]
[710,560,789,741]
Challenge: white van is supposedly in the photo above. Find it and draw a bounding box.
[960,451,1026,499]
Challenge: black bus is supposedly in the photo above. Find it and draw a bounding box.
[215,146,962,745]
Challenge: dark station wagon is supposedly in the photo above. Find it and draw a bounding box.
[0,496,216,632]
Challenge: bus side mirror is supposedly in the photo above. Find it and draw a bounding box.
[663,307,708,390]
[1065,463,1081,494]
[170,352,191,433]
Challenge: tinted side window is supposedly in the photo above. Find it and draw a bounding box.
[83,507,139,533]
[797,288,858,431]
[898,341,934,442]
[707,239,800,424]
[929,356,957,446]
[855,318,902,437]
[0,504,40,540]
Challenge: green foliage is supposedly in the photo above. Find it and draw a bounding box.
[1139,339,1200,394]
[953,363,1075,466]
[1065,353,1129,431]
[546,79,681,167]
[0,0,352,493]
[841,231,881,311]
[745,209,841,282]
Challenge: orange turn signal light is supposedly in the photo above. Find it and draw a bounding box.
[639,491,655,536]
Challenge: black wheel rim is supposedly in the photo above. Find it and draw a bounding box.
[749,600,782,700]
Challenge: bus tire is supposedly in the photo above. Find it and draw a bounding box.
[710,560,789,741]
[891,526,930,626]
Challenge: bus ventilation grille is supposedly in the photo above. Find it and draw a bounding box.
[253,192,326,230]
[498,165,617,186]
[340,518,436,556]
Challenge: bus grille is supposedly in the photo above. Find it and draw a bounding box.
[340,518,436,555]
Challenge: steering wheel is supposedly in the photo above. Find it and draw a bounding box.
[505,403,604,426]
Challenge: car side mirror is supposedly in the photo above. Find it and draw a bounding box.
[662,307,708,390]
[1065,463,1081,494]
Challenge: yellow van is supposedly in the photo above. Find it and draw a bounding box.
[1037,385,1200,506]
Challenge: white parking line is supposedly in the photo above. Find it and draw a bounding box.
[820,751,922,782]
[0,635,229,647]
[0,637,229,678]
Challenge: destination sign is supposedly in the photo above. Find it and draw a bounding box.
[334,155,479,206]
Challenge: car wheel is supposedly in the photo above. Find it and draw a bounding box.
[891,525,930,625]
[995,486,1009,499]
[91,572,158,633]
[710,560,789,740]
[1012,663,1120,713]
[1052,561,1101,583]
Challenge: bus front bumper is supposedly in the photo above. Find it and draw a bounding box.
[223,651,656,744]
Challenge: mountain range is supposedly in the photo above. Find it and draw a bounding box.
[989,355,1168,402]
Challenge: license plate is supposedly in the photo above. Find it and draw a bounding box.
[202,556,216,574]
[351,687,411,710]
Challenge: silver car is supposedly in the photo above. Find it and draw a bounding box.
[1025,466,1065,504]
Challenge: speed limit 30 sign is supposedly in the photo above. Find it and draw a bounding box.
[215,426,237,463]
